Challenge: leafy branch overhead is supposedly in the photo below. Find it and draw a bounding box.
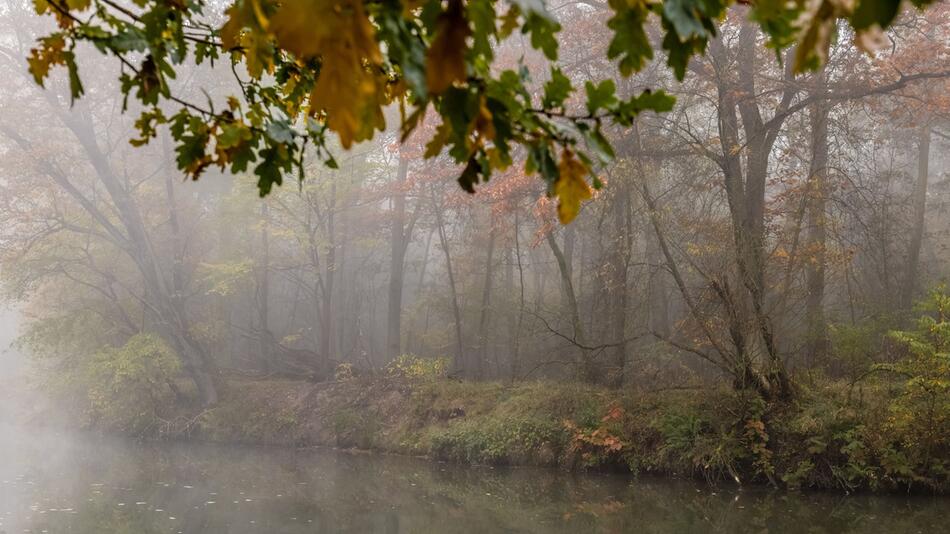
[29,0,937,223]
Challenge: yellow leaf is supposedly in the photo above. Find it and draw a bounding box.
[424,121,452,158]
[262,0,385,148]
[27,34,67,86]
[310,51,385,148]
[499,6,520,39]
[554,149,592,224]
[65,0,91,10]
[426,0,469,95]
[472,96,496,143]
[239,30,275,78]
[270,0,379,63]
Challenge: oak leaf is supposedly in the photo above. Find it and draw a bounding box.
[554,149,592,224]
[426,0,470,95]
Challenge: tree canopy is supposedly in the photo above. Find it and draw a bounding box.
[28,0,938,222]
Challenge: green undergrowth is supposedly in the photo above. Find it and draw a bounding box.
[111,372,943,494]
[55,345,949,493]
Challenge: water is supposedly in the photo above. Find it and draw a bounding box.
[0,425,945,533]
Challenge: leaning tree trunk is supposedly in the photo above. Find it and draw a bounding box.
[547,231,595,383]
[69,113,219,405]
[432,192,465,376]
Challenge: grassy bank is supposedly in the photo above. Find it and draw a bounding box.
[78,371,946,495]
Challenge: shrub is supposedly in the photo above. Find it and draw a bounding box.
[874,287,950,487]
[334,362,356,381]
[565,403,626,468]
[386,354,448,381]
[85,334,182,433]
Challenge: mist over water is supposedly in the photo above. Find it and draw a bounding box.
[0,426,945,534]
[1,1,950,532]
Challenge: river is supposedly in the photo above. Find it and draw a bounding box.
[0,424,945,533]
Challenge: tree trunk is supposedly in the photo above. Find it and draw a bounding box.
[710,27,790,398]
[902,125,931,310]
[321,183,337,365]
[387,157,410,362]
[257,201,272,372]
[509,213,526,380]
[406,228,434,355]
[67,112,219,405]
[804,70,830,366]
[546,231,594,382]
[605,183,630,388]
[475,225,496,380]
[432,192,465,376]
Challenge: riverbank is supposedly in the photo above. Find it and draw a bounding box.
[65,372,949,494]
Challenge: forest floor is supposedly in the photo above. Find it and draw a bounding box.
[127,374,949,494]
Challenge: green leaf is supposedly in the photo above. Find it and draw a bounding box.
[606,3,652,77]
[663,0,708,39]
[750,0,803,51]
[65,52,84,104]
[217,122,252,149]
[468,0,496,61]
[582,126,616,164]
[265,120,295,144]
[522,13,560,60]
[527,141,558,186]
[851,0,902,30]
[585,79,617,115]
[662,27,705,81]
[614,89,676,125]
[457,157,482,193]
[110,28,149,52]
[255,147,287,196]
[542,68,572,109]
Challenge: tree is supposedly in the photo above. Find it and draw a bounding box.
[26,0,940,222]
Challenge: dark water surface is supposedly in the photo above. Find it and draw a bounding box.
[0,424,946,533]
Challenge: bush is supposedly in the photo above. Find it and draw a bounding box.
[386,354,448,381]
[828,316,895,380]
[85,334,181,434]
[875,288,950,486]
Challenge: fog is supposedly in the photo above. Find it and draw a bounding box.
[1,3,947,396]
[1,0,949,531]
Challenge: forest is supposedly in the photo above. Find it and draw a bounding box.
[0,0,949,520]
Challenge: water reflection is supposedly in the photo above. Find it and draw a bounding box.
[0,425,944,533]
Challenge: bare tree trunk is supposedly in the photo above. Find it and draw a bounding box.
[546,231,594,382]
[65,112,218,405]
[902,125,931,310]
[804,69,830,366]
[321,183,337,365]
[605,183,630,387]
[510,213,526,380]
[709,26,791,397]
[432,192,465,375]
[406,227,433,355]
[386,156,410,362]
[475,225,496,380]
[257,202,272,372]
